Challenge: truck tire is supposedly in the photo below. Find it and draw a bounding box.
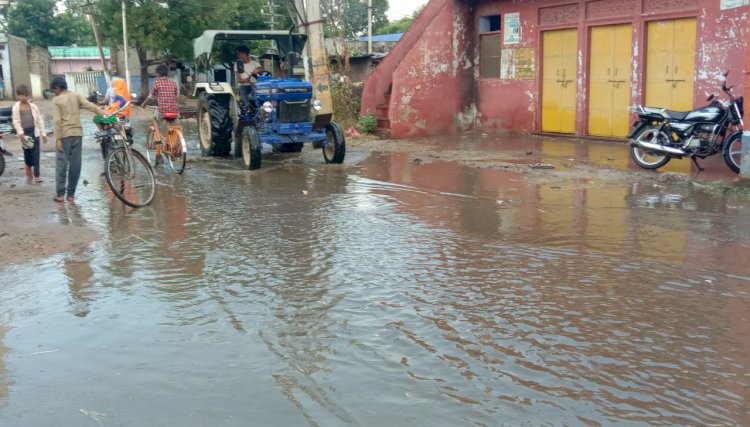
[323,122,345,164]
[198,94,232,156]
[241,126,262,170]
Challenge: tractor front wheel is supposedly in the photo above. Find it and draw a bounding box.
[241,126,262,170]
[323,122,345,164]
[197,94,232,157]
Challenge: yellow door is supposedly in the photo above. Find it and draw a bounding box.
[646,18,696,111]
[588,24,632,137]
[542,29,578,133]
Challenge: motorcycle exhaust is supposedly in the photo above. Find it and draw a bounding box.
[631,140,686,156]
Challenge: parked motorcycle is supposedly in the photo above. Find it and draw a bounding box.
[628,71,744,173]
[0,132,14,176]
[0,107,14,176]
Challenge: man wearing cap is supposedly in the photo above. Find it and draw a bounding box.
[50,76,105,203]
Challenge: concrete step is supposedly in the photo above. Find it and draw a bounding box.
[376,104,389,120]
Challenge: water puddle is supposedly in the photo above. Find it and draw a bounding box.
[1,128,749,425]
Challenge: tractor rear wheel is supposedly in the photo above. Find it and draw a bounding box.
[198,94,232,156]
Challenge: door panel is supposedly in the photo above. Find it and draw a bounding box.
[671,18,697,110]
[588,24,632,137]
[646,18,696,111]
[542,29,578,133]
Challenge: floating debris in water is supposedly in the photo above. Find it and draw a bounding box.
[529,163,555,169]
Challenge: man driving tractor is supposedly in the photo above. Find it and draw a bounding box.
[233,45,263,107]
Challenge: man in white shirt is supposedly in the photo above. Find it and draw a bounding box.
[234,45,262,106]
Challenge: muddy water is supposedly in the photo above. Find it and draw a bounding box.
[1,124,749,426]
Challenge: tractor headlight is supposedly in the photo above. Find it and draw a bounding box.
[313,99,322,111]
[262,101,274,113]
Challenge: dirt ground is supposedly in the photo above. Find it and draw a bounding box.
[0,98,739,267]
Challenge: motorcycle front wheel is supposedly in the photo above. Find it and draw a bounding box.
[722,132,742,173]
[630,126,671,169]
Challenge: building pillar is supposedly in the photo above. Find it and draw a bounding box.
[741,11,750,178]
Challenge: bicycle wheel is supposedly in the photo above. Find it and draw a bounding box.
[105,147,155,208]
[144,126,158,167]
[166,130,187,174]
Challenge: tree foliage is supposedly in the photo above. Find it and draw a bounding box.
[8,0,93,47]
[85,0,274,94]
[322,0,388,38]
[376,5,424,35]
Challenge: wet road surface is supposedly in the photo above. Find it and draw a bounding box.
[1,118,749,426]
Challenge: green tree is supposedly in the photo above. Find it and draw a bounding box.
[8,0,93,47]
[322,0,388,38]
[375,5,424,35]
[89,0,271,95]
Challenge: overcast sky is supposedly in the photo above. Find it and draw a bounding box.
[387,0,427,21]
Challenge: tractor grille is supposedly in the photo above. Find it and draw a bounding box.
[278,99,310,123]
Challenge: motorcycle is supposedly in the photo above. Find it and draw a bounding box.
[0,107,14,177]
[628,71,744,173]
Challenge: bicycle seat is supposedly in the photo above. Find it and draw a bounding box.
[162,113,179,120]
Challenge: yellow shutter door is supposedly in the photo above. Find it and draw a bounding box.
[588,26,613,136]
[611,24,633,137]
[646,18,696,111]
[589,24,632,137]
[542,29,578,133]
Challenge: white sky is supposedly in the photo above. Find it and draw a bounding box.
[387,0,427,21]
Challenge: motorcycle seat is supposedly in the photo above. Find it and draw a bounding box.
[663,109,689,120]
[642,107,689,120]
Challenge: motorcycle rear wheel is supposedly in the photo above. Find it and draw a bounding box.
[631,126,671,169]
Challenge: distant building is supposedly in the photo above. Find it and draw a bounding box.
[49,46,111,74]
[326,33,403,56]
[0,33,31,99]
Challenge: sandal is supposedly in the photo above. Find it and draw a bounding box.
[53,195,64,203]
[66,196,75,203]
[34,177,43,183]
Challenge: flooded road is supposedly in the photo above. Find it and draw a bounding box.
[1,120,749,426]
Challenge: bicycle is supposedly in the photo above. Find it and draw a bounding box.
[94,102,155,208]
[144,108,186,174]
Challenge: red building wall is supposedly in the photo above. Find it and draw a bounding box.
[362,0,749,138]
[361,0,476,139]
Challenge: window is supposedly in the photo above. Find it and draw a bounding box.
[480,34,501,78]
[480,15,501,33]
[479,15,501,78]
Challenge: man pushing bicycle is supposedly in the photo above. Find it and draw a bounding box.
[141,64,179,165]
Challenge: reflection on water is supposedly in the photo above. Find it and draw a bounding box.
[0,128,749,425]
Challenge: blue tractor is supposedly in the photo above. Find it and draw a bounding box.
[192,30,345,169]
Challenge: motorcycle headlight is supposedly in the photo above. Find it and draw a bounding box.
[262,101,274,114]
[313,99,322,111]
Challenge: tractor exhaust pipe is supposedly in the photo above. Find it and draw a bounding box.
[631,140,686,156]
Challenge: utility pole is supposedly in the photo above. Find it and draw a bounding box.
[87,6,111,88]
[292,0,311,82]
[304,0,333,116]
[367,0,372,54]
[122,0,131,92]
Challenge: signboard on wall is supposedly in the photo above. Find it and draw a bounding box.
[720,0,748,9]
[504,13,521,44]
[500,48,535,80]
